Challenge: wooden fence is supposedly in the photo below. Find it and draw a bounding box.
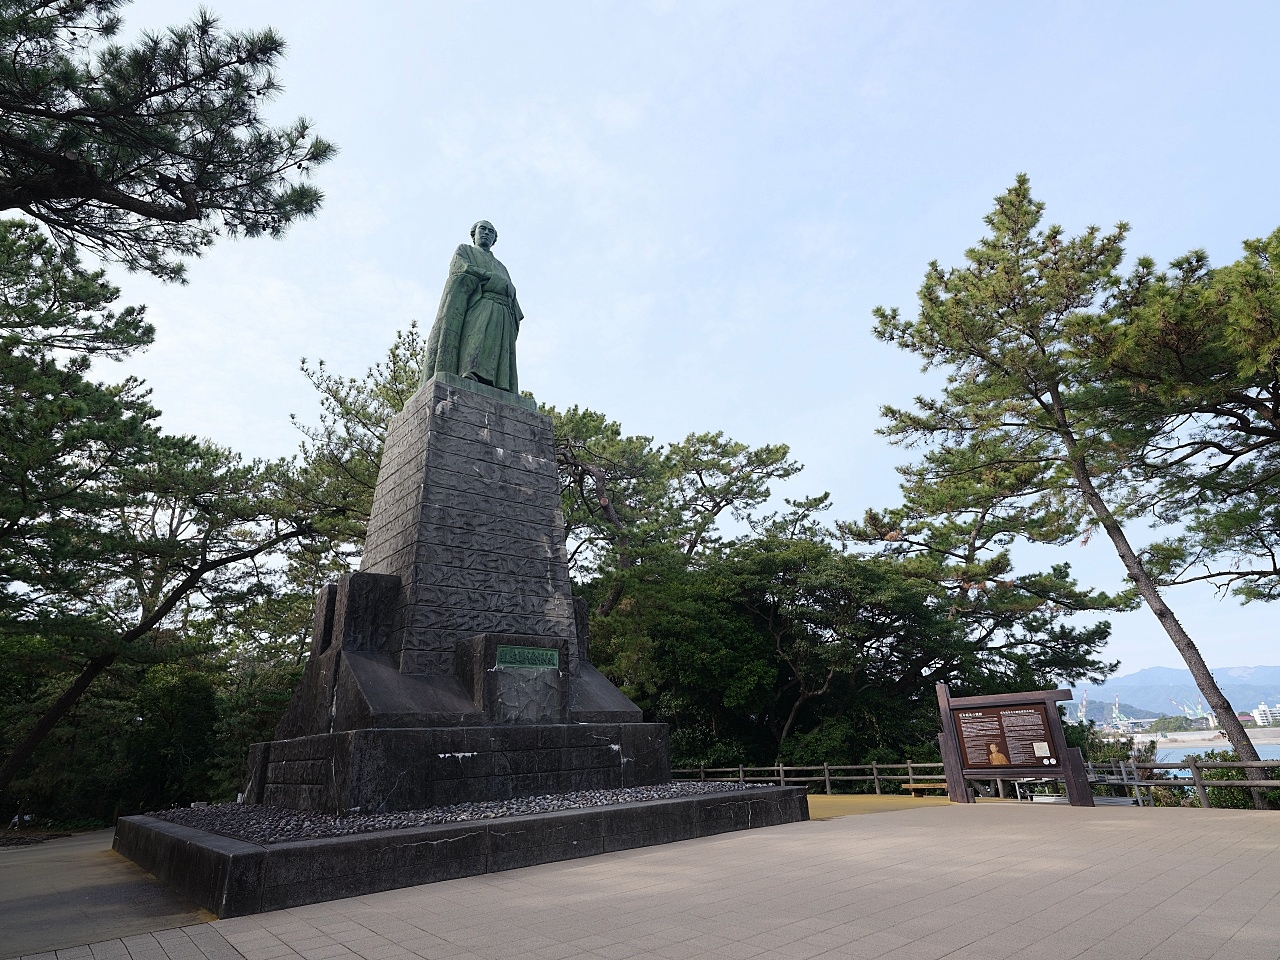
[1086,758,1280,808]
[672,762,945,795]
[673,758,1279,808]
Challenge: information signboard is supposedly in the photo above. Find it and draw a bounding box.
[952,703,1061,770]
[935,683,1094,807]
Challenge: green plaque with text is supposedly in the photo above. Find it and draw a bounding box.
[495,645,559,670]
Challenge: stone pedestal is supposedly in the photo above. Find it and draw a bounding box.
[362,372,579,676]
[249,374,661,813]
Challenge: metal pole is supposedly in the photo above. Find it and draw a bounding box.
[824,762,832,795]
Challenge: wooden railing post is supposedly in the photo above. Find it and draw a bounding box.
[777,763,784,786]
[738,764,744,783]
[699,765,705,782]
[907,759,915,788]
[824,762,832,795]
[872,762,881,795]
[1189,758,1210,809]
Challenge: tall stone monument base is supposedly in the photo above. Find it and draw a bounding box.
[242,374,669,813]
[242,723,669,813]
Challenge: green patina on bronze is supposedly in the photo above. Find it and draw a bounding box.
[423,220,523,394]
[495,645,559,670]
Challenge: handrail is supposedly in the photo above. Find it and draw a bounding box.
[1086,757,1280,806]
[672,762,945,794]
[673,763,943,774]
[1133,761,1277,769]
[672,758,1277,806]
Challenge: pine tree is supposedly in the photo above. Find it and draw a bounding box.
[872,176,1270,806]
[0,218,315,795]
[0,1,333,280]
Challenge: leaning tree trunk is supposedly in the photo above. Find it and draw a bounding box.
[0,654,117,795]
[0,529,306,797]
[1058,440,1270,809]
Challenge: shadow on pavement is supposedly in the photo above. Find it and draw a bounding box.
[0,828,211,958]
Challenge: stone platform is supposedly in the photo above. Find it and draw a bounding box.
[112,786,809,918]
[107,374,787,921]
[242,723,669,813]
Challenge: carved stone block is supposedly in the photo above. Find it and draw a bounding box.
[362,377,578,667]
[455,634,567,723]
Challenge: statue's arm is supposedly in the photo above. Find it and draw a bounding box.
[512,295,524,336]
[422,250,482,382]
[452,243,490,280]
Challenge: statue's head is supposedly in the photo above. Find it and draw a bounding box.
[470,220,497,250]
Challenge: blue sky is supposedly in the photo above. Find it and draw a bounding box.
[106,1,1279,677]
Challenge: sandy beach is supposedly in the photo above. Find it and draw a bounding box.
[1133,726,1280,749]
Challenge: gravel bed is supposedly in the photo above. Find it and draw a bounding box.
[149,781,771,845]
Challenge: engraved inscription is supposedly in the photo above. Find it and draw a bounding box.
[496,645,559,669]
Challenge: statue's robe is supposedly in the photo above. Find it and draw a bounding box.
[423,243,523,393]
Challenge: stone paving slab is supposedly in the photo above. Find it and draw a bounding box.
[1,830,209,958]
[15,928,246,960]
[19,803,1280,960]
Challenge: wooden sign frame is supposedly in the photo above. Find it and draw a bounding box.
[936,683,1094,807]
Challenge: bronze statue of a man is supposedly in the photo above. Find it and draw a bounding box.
[422,220,524,393]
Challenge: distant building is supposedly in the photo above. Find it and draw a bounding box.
[1253,703,1277,727]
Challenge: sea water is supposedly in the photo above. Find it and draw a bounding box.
[1153,741,1280,763]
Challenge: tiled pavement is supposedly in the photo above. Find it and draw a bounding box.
[19,803,1280,960]
[18,926,241,960]
[1,829,208,957]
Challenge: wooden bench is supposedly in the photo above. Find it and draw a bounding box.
[905,782,949,798]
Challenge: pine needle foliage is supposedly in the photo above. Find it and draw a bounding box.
[0,0,334,280]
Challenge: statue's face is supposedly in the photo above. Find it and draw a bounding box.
[473,222,496,249]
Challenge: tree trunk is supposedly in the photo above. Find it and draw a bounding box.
[0,528,305,797]
[1061,449,1270,808]
[594,577,627,619]
[577,459,632,619]
[0,654,117,795]
[774,667,836,763]
[775,692,811,763]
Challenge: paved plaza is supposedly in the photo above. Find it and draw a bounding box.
[1,830,209,956]
[9,801,1279,960]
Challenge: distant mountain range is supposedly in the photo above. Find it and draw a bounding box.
[1062,700,1161,723]
[1073,665,1280,717]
